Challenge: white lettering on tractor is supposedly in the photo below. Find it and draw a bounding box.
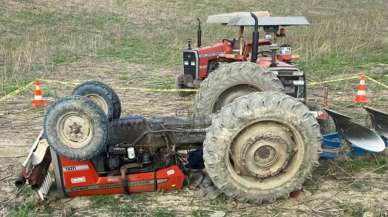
[63,165,89,172]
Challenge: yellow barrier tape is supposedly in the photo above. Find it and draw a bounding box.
[1,75,387,102]
[115,87,198,93]
[41,79,198,93]
[0,79,198,102]
[309,75,359,86]
[365,75,388,89]
[0,81,34,102]
[40,79,74,86]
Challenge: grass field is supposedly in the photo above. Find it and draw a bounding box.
[1,0,388,217]
[1,0,388,96]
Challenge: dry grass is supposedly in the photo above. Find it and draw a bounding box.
[2,2,388,216]
[1,0,388,97]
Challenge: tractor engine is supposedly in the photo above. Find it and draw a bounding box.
[100,116,206,173]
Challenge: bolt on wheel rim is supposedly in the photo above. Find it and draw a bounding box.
[228,120,305,190]
[85,94,108,115]
[57,112,93,149]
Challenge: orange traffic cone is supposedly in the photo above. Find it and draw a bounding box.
[353,73,368,103]
[32,80,47,108]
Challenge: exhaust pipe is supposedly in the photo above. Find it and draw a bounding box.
[197,18,202,48]
[325,109,385,153]
[250,12,259,63]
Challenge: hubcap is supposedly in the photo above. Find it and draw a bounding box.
[85,94,108,115]
[228,120,305,190]
[254,146,279,169]
[57,112,93,149]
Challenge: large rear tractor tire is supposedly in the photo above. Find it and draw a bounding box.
[44,95,109,160]
[194,62,284,116]
[203,92,321,203]
[72,81,121,121]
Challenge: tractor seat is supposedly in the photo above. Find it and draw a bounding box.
[232,39,245,54]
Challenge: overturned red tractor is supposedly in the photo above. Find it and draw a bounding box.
[17,80,323,203]
[16,80,387,203]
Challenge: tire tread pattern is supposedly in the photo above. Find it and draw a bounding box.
[72,81,121,120]
[193,62,284,116]
[44,95,109,160]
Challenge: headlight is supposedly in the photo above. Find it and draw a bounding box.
[190,61,196,66]
[279,46,292,55]
[184,61,189,66]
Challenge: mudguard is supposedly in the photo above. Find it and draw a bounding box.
[16,130,51,186]
[15,130,53,200]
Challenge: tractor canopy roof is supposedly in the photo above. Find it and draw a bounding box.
[207,12,309,27]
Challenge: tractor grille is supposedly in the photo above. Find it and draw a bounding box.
[182,50,198,79]
[37,172,53,200]
[269,67,306,100]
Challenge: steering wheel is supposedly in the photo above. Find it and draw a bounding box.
[258,50,272,57]
[222,39,235,47]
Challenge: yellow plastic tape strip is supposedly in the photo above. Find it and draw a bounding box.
[0,81,34,102]
[115,87,198,93]
[309,75,359,86]
[365,75,388,89]
[42,79,198,93]
[2,75,387,102]
[40,79,73,86]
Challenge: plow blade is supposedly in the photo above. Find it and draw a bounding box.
[364,106,388,139]
[325,109,385,153]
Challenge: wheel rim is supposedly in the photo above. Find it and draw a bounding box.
[57,112,93,149]
[85,94,108,115]
[213,85,259,113]
[227,120,305,190]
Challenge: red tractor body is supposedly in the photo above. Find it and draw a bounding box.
[58,157,184,197]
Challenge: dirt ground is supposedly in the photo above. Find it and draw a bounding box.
[1,59,388,217]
